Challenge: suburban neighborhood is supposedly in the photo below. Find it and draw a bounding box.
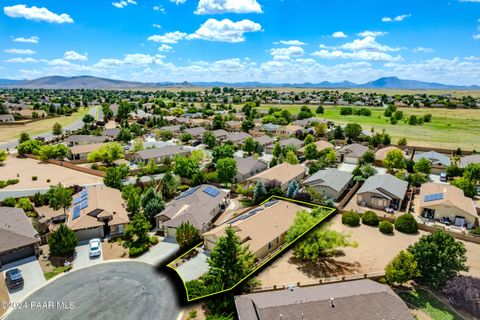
[1,0,480,319]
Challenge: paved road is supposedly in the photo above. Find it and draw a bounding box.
[0,106,97,151]
[6,261,180,320]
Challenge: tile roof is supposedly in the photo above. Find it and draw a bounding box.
[235,157,268,176]
[460,154,480,168]
[419,183,477,219]
[235,279,413,320]
[298,140,333,153]
[246,163,305,186]
[69,142,108,155]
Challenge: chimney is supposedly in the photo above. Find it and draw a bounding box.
[330,298,335,308]
[301,313,304,320]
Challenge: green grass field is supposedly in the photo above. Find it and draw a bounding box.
[259,105,480,150]
[399,289,463,320]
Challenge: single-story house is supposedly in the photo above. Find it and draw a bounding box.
[265,137,303,154]
[189,118,211,127]
[253,135,275,149]
[337,143,369,164]
[0,114,14,123]
[212,129,229,141]
[0,207,40,266]
[132,145,190,164]
[357,174,408,210]
[419,183,478,228]
[102,128,120,140]
[460,154,480,168]
[184,127,206,139]
[65,135,108,146]
[375,146,408,165]
[260,123,280,134]
[413,151,451,174]
[225,120,242,132]
[275,125,304,137]
[292,117,319,127]
[69,142,108,161]
[160,125,182,135]
[245,162,306,191]
[67,185,130,241]
[225,132,252,146]
[155,184,230,238]
[234,279,413,320]
[303,168,353,201]
[204,200,305,260]
[298,140,333,156]
[234,156,269,183]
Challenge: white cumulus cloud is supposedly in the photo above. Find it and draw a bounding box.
[170,0,187,4]
[4,48,36,55]
[4,5,73,23]
[382,14,411,22]
[13,36,39,44]
[158,44,174,52]
[188,18,262,42]
[4,57,39,63]
[275,40,306,46]
[270,46,304,60]
[195,0,262,14]
[148,31,188,44]
[357,31,387,37]
[112,0,137,8]
[63,51,88,61]
[332,31,348,38]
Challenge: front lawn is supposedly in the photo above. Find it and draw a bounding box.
[44,266,71,280]
[398,288,463,320]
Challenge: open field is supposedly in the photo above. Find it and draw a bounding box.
[0,156,102,190]
[0,107,90,143]
[256,214,480,287]
[259,105,480,150]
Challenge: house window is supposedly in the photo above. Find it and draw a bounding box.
[268,242,272,249]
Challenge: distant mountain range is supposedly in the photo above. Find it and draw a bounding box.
[1,75,479,90]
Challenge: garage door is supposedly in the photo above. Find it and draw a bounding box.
[75,228,104,242]
[0,246,35,266]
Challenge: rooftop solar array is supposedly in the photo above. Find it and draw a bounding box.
[203,186,220,197]
[72,205,81,220]
[80,189,88,198]
[229,207,264,224]
[73,196,83,205]
[263,200,279,208]
[80,199,88,209]
[175,186,201,200]
[424,193,444,202]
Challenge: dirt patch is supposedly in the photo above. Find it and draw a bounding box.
[181,303,207,320]
[102,240,128,260]
[0,273,9,317]
[256,214,480,287]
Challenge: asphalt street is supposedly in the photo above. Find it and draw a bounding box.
[6,261,180,320]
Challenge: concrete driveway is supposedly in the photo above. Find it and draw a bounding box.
[135,238,179,266]
[6,261,180,320]
[176,252,209,281]
[73,242,104,270]
[1,256,46,304]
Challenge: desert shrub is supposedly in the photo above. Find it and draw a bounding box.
[469,227,480,236]
[395,214,418,234]
[178,185,189,192]
[379,220,394,234]
[362,210,379,226]
[149,236,159,245]
[128,244,149,257]
[442,276,480,316]
[2,197,17,207]
[32,176,38,181]
[342,211,360,227]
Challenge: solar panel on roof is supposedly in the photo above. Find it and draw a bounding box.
[175,186,201,200]
[424,193,444,202]
[80,189,88,198]
[80,199,88,209]
[263,200,279,208]
[203,186,220,197]
[72,205,81,220]
[73,196,83,205]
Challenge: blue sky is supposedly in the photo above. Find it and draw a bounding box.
[1,0,480,84]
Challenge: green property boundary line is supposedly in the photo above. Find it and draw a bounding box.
[166,195,336,302]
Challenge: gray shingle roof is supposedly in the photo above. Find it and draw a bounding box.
[303,168,353,192]
[413,151,451,166]
[337,143,369,158]
[235,279,413,320]
[235,157,267,176]
[135,145,189,160]
[0,207,39,253]
[358,174,408,200]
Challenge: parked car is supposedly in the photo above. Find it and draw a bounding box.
[192,140,201,147]
[440,172,447,182]
[5,268,24,290]
[88,238,102,258]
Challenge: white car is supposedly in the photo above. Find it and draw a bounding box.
[88,238,102,258]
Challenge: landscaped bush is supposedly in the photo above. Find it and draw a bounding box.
[178,185,189,192]
[32,176,38,181]
[395,214,418,234]
[469,227,480,236]
[342,211,360,227]
[362,210,379,226]
[442,276,480,316]
[149,236,159,245]
[379,220,394,234]
[0,179,19,189]
[128,243,149,257]
[2,197,17,207]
